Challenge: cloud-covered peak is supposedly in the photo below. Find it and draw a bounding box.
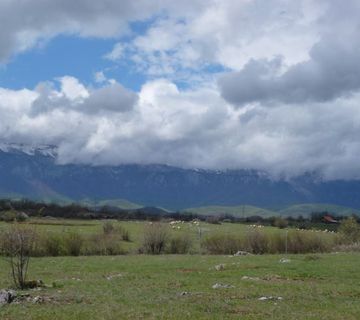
[1,1,360,180]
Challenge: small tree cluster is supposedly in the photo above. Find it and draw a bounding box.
[339,217,360,243]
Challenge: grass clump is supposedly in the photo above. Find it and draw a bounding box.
[141,223,169,254]
[103,221,131,241]
[85,233,126,255]
[246,229,269,254]
[64,232,84,256]
[41,232,65,256]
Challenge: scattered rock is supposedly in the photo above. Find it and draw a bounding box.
[0,290,17,306]
[212,283,235,289]
[262,274,286,282]
[241,276,260,281]
[234,251,251,256]
[18,294,54,304]
[215,264,225,271]
[106,273,123,280]
[32,296,42,304]
[25,279,45,289]
[279,258,291,263]
[71,278,82,281]
[258,296,283,301]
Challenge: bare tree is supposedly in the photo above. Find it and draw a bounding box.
[0,224,37,289]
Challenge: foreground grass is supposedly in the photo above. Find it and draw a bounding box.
[0,253,359,319]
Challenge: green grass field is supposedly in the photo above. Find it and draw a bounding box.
[0,219,358,319]
[0,253,359,319]
[185,203,360,218]
[185,205,277,218]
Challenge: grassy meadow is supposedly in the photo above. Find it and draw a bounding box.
[0,219,359,319]
[0,253,359,319]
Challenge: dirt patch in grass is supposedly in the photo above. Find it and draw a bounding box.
[176,268,201,273]
[14,292,91,306]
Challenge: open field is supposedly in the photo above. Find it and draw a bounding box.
[0,253,359,319]
[0,219,358,319]
[0,219,337,255]
[185,205,277,218]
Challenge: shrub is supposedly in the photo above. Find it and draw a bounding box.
[339,217,360,243]
[1,210,17,222]
[206,216,221,224]
[267,232,285,254]
[115,225,131,242]
[333,242,360,252]
[120,227,130,242]
[64,232,83,256]
[201,234,245,254]
[0,224,37,289]
[246,229,268,254]
[167,234,192,254]
[286,230,332,253]
[85,233,126,255]
[202,229,335,255]
[103,221,115,234]
[272,217,288,229]
[103,221,130,241]
[142,223,169,254]
[42,232,64,256]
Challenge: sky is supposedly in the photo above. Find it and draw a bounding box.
[1,0,360,179]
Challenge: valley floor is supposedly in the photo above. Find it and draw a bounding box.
[0,253,359,319]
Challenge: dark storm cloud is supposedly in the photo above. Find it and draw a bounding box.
[219,1,360,107]
[219,34,360,106]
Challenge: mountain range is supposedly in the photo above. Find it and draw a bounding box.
[1,143,360,216]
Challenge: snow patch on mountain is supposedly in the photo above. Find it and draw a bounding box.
[0,142,57,158]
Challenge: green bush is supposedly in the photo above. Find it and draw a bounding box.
[103,221,115,234]
[339,217,360,243]
[1,210,17,222]
[64,232,83,256]
[167,234,192,254]
[246,229,268,254]
[42,232,65,256]
[85,233,126,255]
[206,216,221,225]
[202,229,335,254]
[272,217,288,229]
[333,242,360,252]
[142,223,169,254]
[201,234,245,254]
[103,221,131,241]
[267,232,285,254]
[286,230,332,253]
[120,228,130,242]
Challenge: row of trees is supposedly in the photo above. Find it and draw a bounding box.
[1,199,358,228]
